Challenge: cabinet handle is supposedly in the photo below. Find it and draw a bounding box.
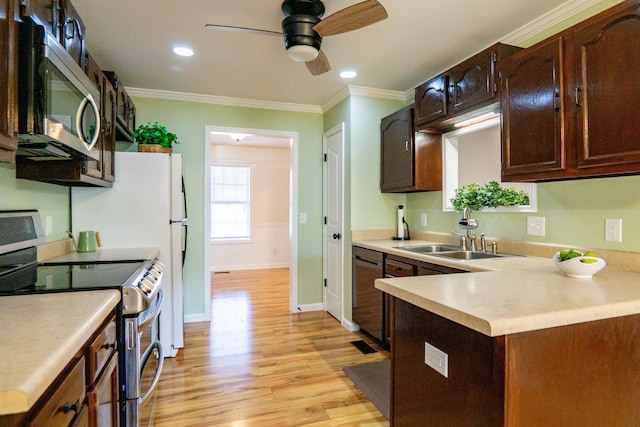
[61,399,81,414]
[102,342,117,351]
[575,87,583,106]
[405,141,409,152]
[553,91,560,111]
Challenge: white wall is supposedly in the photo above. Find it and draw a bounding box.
[210,144,290,271]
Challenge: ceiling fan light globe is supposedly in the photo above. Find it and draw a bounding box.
[287,45,319,62]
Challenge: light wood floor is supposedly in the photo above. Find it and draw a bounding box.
[145,268,390,426]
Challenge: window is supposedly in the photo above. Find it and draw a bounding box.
[210,165,251,240]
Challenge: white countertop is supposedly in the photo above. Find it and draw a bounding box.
[0,291,121,416]
[356,239,640,337]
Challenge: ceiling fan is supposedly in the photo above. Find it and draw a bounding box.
[205,0,388,76]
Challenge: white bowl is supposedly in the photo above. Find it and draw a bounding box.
[553,252,606,278]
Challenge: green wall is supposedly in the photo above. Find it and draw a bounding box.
[132,97,324,316]
[0,163,70,241]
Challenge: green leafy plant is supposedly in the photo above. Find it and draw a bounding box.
[450,181,530,212]
[132,122,180,148]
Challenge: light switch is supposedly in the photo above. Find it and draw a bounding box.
[527,216,545,236]
[420,213,428,227]
[299,212,307,224]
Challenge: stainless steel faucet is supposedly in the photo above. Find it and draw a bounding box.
[457,207,479,250]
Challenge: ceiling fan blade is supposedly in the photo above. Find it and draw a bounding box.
[205,24,282,37]
[313,0,388,37]
[306,50,331,76]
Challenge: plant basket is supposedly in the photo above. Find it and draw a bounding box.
[137,144,172,154]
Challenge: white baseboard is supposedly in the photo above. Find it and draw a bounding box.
[295,303,323,313]
[211,263,290,272]
[341,318,360,332]
[184,313,210,324]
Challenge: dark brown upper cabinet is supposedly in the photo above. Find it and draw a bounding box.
[104,71,136,142]
[415,43,521,132]
[0,0,19,163]
[380,105,442,193]
[57,0,85,68]
[501,0,640,182]
[21,0,85,68]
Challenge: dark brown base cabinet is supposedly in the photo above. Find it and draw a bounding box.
[501,0,640,182]
[391,297,640,427]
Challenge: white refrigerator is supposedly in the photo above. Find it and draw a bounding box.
[71,151,186,357]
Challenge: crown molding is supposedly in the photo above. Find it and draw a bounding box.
[322,85,409,112]
[127,87,323,114]
[501,0,603,45]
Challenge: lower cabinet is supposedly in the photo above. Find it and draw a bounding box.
[1,312,119,427]
[391,297,640,426]
[88,355,119,427]
[352,246,465,348]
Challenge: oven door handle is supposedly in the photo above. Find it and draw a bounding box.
[138,291,163,333]
[139,340,164,404]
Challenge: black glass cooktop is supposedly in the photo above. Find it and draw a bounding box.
[0,261,144,295]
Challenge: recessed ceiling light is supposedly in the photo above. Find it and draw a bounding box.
[340,70,357,79]
[172,46,194,57]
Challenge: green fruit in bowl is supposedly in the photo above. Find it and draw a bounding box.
[559,249,582,262]
[581,251,597,264]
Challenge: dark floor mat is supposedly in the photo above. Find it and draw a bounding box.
[343,359,390,419]
[350,340,377,354]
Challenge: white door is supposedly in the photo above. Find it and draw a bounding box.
[323,124,344,321]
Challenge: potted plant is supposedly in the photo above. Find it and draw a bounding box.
[450,181,530,212]
[132,122,180,153]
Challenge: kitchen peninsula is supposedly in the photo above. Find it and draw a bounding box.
[358,239,640,426]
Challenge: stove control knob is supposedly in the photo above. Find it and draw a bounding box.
[139,278,155,295]
[152,261,165,273]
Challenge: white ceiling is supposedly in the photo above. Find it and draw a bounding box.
[71,0,591,108]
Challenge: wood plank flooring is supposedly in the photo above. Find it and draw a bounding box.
[145,268,390,426]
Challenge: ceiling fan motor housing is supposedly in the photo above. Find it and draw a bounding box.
[282,14,322,55]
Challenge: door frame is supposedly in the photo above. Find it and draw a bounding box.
[322,123,345,322]
[204,125,299,316]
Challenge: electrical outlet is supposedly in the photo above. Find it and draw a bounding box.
[605,218,622,242]
[425,342,448,378]
[527,216,545,236]
[420,213,428,227]
[299,212,307,224]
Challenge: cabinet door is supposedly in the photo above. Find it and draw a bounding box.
[449,48,495,115]
[101,79,116,182]
[501,37,569,181]
[573,3,640,174]
[88,354,119,427]
[58,0,85,67]
[380,106,414,192]
[0,0,19,163]
[414,74,449,126]
[21,0,57,34]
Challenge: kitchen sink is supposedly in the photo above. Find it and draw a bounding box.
[395,245,461,254]
[431,251,515,260]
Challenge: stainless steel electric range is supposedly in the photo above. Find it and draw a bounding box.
[0,210,164,427]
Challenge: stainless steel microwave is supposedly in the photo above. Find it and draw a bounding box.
[17,19,101,160]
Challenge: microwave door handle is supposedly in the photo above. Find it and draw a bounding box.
[75,93,101,150]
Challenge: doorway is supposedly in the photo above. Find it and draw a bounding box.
[204,126,300,317]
